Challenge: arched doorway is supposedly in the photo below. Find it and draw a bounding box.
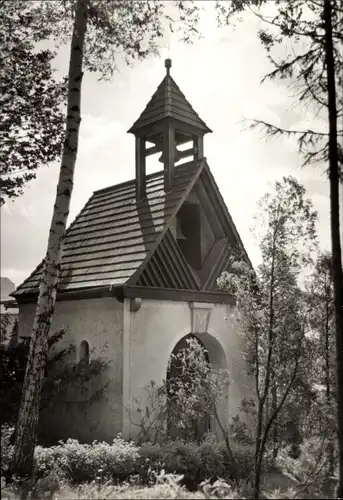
[166,334,211,442]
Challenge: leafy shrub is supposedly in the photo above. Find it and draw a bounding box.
[229,442,256,479]
[138,439,255,489]
[3,430,254,490]
[139,441,202,488]
[0,329,108,435]
[277,437,335,486]
[34,435,139,483]
[1,425,14,476]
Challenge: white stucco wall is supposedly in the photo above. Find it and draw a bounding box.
[18,297,124,443]
[123,298,251,440]
[17,295,251,444]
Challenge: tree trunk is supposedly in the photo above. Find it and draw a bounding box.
[213,410,239,486]
[325,278,331,403]
[323,0,343,497]
[324,281,335,475]
[11,0,88,478]
[253,227,277,499]
[271,370,278,460]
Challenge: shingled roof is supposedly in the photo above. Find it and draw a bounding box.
[13,159,206,297]
[128,69,212,135]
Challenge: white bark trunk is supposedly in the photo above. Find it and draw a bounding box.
[11,0,89,477]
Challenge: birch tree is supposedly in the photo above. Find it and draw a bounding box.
[10,0,89,477]
[10,0,202,478]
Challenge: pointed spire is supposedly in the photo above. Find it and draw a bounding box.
[128,58,212,200]
[127,60,212,135]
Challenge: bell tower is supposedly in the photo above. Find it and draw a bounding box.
[128,59,212,201]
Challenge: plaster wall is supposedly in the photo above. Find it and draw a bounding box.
[123,298,251,440]
[18,297,123,443]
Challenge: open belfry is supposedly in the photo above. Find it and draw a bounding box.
[13,60,251,442]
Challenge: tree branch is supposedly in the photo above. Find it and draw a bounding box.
[248,6,323,40]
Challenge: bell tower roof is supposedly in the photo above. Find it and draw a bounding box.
[128,59,212,135]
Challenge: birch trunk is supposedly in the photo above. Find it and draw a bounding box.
[11,0,89,478]
[323,0,343,497]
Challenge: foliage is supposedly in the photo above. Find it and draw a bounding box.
[302,252,337,471]
[230,398,256,447]
[0,0,203,206]
[1,474,242,500]
[215,0,343,171]
[1,426,254,491]
[0,329,108,428]
[215,4,343,492]
[11,0,205,479]
[46,0,203,78]
[129,337,238,482]
[129,380,168,446]
[130,338,231,442]
[218,176,318,498]
[138,439,255,489]
[0,315,17,345]
[33,436,139,483]
[276,437,338,498]
[167,337,231,442]
[0,420,254,493]
[0,0,67,204]
[306,252,336,398]
[1,425,15,477]
[0,335,30,426]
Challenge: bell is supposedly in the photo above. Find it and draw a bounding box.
[158,146,181,164]
[176,217,187,240]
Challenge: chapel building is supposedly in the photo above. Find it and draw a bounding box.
[13,60,252,443]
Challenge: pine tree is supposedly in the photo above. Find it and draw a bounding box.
[216,1,343,493]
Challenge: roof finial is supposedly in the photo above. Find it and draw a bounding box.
[165,58,171,76]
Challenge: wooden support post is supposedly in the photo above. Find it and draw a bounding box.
[135,136,146,201]
[193,135,204,159]
[163,125,175,192]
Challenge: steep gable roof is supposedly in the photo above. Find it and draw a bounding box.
[128,74,212,135]
[13,158,252,300]
[13,159,205,297]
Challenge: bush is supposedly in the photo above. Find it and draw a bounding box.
[138,441,202,489]
[1,425,14,476]
[138,439,255,489]
[34,435,139,483]
[1,425,255,491]
[276,437,336,485]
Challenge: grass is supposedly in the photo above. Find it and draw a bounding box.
[2,472,334,499]
[1,478,241,499]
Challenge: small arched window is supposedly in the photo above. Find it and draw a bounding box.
[79,340,90,365]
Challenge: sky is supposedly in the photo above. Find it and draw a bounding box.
[1,2,341,288]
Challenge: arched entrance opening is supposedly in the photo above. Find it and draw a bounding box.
[166,334,211,442]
